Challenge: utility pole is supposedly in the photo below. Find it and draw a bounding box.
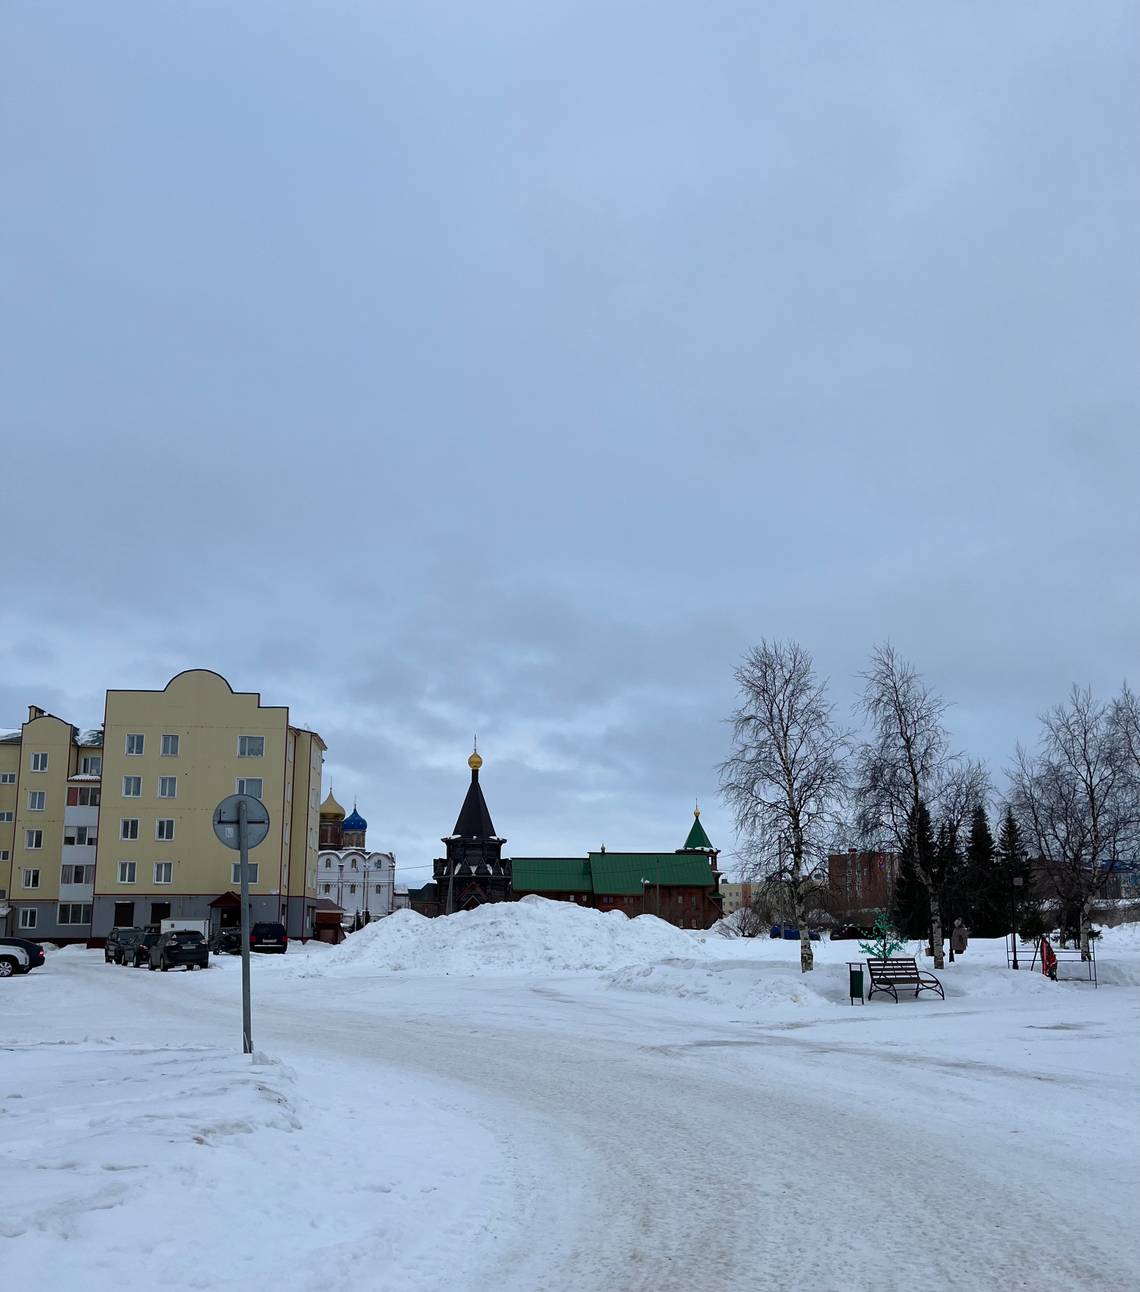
[237,798,253,1055]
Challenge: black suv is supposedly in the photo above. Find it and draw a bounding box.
[250,922,288,954]
[148,930,209,971]
[130,930,161,967]
[105,926,144,964]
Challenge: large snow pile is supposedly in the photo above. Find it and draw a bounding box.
[301,895,705,977]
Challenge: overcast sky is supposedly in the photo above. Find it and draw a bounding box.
[2,3,1137,883]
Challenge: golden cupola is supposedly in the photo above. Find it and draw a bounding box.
[319,788,346,820]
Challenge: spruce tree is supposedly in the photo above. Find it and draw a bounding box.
[964,803,1004,935]
[996,806,1033,937]
[891,799,935,939]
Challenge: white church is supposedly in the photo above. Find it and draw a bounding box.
[317,790,396,925]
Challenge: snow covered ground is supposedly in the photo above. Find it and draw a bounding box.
[3,900,1138,1291]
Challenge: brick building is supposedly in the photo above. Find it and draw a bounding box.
[826,849,899,923]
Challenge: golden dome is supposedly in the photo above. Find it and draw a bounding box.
[468,749,483,770]
[319,787,345,820]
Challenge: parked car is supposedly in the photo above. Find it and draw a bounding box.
[148,929,209,971]
[209,926,243,955]
[0,936,45,977]
[130,930,162,966]
[769,924,822,942]
[830,925,875,941]
[105,926,144,964]
[250,922,288,954]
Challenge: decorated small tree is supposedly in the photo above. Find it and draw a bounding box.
[859,909,907,962]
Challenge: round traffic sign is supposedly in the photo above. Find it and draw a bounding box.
[212,793,271,851]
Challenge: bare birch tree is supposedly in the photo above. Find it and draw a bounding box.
[1009,686,1137,958]
[853,643,975,969]
[1112,683,1140,784]
[720,640,849,973]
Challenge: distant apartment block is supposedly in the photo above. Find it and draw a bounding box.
[826,849,899,922]
[0,670,326,942]
[0,709,104,942]
[719,882,759,916]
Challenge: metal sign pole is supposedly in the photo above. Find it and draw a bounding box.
[238,798,253,1055]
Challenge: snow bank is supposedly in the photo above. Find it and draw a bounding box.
[610,958,847,1011]
[298,895,704,977]
[606,934,1133,1009]
[2,1039,512,1291]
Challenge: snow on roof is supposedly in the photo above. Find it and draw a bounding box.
[77,729,103,747]
[0,730,20,744]
[68,773,102,783]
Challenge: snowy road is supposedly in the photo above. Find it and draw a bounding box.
[4,940,1138,1291]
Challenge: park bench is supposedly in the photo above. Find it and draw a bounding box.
[866,956,944,1003]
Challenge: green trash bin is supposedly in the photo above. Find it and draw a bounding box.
[848,963,864,1005]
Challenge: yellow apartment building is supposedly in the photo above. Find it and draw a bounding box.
[96,669,325,939]
[1,670,326,942]
[0,709,103,941]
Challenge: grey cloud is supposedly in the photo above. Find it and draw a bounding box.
[1,2,1136,883]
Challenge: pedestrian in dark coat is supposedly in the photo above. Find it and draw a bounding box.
[951,919,969,955]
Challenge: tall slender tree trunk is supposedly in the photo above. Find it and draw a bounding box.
[793,884,813,972]
[1079,898,1092,961]
[929,893,944,969]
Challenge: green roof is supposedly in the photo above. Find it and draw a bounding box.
[588,852,716,896]
[682,812,715,852]
[511,858,593,894]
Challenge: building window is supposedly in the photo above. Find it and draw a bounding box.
[125,734,145,756]
[349,884,356,894]
[117,862,137,884]
[238,735,265,758]
[31,752,49,772]
[58,903,93,925]
[322,883,330,894]
[25,830,43,849]
[80,754,102,775]
[235,777,263,799]
[64,826,94,846]
[0,850,8,861]
[155,819,175,841]
[61,864,92,884]
[375,884,382,894]
[324,858,331,869]
[121,819,139,840]
[161,733,179,757]
[0,810,12,822]
[123,776,141,798]
[22,868,40,888]
[18,908,37,930]
[154,862,173,885]
[0,772,15,784]
[158,776,177,798]
[27,790,45,811]
[76,786,101,807]
[351,858,358,870]
[231,863,259,884]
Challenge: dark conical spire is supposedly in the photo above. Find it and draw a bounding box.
[452,748,497,839]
